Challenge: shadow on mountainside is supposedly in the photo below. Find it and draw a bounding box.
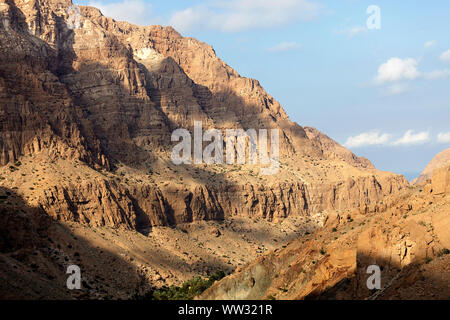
[198,248,450,300]
[0,10,299,231]
[1,2,425,300]
[2,0,313,177]
[0,1,407,240]
[0,186,142,299]
[307,252,450,300]
[0,186,236,299]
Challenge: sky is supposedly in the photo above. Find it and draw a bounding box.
[74,0,450,181]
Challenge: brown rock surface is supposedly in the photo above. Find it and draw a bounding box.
[0,0,413,299]
[0,0,407,231]
[432,164,450,195]
[199,168,450,300]
[412,148,450,185]
[304,127,374,169]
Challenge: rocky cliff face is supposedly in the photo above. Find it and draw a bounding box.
[432,164,450,195]
[412,148,450,185]
[304,127,374,169]
[199,167,450,300]
[0,0,407,233]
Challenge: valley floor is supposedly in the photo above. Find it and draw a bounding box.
[0,198,323,299]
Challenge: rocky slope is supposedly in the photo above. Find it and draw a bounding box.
[0,0,410,299]
[304,127,374,169]
[0,184,322,299]
[199,165,450,300]
[412,148,450,185]
[0,0,407,230]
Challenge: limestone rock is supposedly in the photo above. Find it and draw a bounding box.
[413,148,450,185]
[0,0,407,230]
[432,165,450,195]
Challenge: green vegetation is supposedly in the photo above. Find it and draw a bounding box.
[437,248,450,257]
[133,270,225,300]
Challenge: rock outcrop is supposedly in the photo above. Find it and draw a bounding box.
[304,127,374,169]
[412,148,450,185]
[199,166,450,300]
[6,0,449,301]
[0,0,407,232]
[432,164,450,195]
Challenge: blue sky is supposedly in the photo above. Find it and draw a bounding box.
[74,0,450,180]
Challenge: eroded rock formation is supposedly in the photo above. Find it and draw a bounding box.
[412,148,450,185]
[0,0,409,232]
[199,165,450,300]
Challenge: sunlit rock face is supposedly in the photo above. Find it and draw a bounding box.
[0,0,407,230]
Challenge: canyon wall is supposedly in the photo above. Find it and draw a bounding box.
[0,0,408,230]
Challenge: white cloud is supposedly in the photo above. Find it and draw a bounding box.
[169,0,322,33]
[344,131,390,148]
[89,0,155,26]
[424,40,436,48]
[439,49,450,62]
[374,58,420,84]
[437,132,450,143]
[267,42,301,52]
[373,56,450,89]
[344,130,436,148]
[393,130,430,146]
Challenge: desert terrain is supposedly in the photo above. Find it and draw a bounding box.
[0,0,448,300]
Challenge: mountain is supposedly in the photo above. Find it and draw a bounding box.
[412,148,450,185]
[200,163,450,300]
[0,0,408,299]
[304,127,374,169]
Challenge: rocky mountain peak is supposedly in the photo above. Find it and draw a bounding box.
[412,148,450,185]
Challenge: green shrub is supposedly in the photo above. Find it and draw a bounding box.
[437,248,450,257]
[133,270,225,300]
